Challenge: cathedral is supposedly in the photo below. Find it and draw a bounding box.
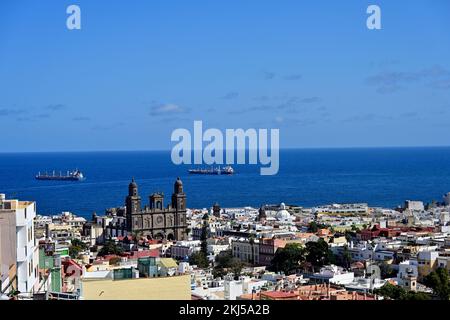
[125,177,188,241]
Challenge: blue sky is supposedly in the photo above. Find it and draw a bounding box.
[0,0,449,152]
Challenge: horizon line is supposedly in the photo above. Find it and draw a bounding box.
[1,145,450,154]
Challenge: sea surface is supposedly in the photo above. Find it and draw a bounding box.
[1,148,450,218]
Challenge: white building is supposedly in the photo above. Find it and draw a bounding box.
[178,261,192,274]
[396,260,419,291]
[0,194,39,296]
[308,265,355,285]
[439,212,450,226]
[224,277,267,300]
[275,203,295,223]
[313,203,369,215]
[171,240,201,259]
[207,244,230,257]
[405,200,424,212]
[344,277,387,292]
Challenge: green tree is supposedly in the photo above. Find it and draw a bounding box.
[230,258,244,280]
[375,283,431,300]
[405,292,431,300]
[344,230,354,242]
[212,266,227,279]
[189,251,209,268]
[269,243,305,275]
[198,213,210,267]
[200,215,209,255]
[69,238,88,259]
[424,268,450,300]
[342,245,352,269]
[215,250,233,268]
[379,262,396,279]
[305,239,330,271]
[213,250,244,279]
[308,221,318,233]
[97,240,124,256]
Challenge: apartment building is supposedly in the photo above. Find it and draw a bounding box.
[232,239,259,264]
[416,250,439,279]
[259,238,286,266]
[0,194,39,295]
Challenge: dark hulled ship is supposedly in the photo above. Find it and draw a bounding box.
[188,166,234,175]
[35,170,85,181]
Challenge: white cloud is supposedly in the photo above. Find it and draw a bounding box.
[150,103,186,116]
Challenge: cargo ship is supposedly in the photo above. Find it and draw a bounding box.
[35,169,85,181]
[188,165,234,175]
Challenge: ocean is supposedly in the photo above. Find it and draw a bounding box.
[1,147,450,218]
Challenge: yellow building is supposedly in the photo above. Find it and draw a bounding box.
[417,251,439,279]
[81,274,191,300]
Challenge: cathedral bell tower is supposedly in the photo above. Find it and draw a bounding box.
[213,202,221,217]
[172,177,186,210]
[126,178,141,229]
[172,177,186,236]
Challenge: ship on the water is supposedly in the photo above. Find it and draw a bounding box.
[188,165,234,175]
[35,169,85,181]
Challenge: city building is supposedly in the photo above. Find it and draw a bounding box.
[224,277,267,300]
[259,238,286,266]
[125,178,188,240]
[0,194,39,296]
[232,239,259,264]
[405,200,425,212]
[313,203,369,216]
[416,251,439,279]
[0,196,16,295]
[170,240,201,260]
[80,274,191,300]
[306,265,355,285]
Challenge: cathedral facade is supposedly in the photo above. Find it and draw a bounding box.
[125,177,188,241]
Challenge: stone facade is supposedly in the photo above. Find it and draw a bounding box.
[125,177,188,241]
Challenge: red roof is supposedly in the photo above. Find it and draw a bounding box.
[262,291,298,299]
[126,249,160,259]
[61,259,82,273]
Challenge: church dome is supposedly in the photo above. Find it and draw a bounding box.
[276,203,291,221]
